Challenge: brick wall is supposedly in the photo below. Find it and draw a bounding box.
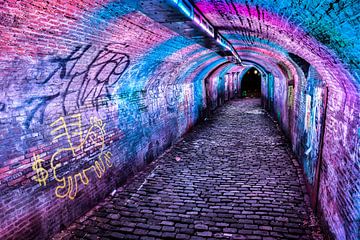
[195,1,360,239]
[0,1,239,239]
[1,0,359,239]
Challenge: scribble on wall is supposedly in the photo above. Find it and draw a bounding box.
[0,102,5,111]
[303,87,326,185]
[32,114,113,200]
[32,154,49,186]
[165,83,181,110]
[300,67,326,185]
[304,94,312,132]
[145,78,182,123]
[18,43,130,128]
[267,73,274,112]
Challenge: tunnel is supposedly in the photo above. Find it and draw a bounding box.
[0,0,359,239]
[240,67,262,98]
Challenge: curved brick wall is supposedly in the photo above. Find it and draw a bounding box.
[193,1,359,239]
[0,1,240,239]
[0,0,359,239]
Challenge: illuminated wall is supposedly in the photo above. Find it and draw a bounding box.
[0,1,239,239]
[0,0,359,239]
[194,1,360,239]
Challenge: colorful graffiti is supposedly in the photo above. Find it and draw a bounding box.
[304,94,312,132]
[0,0,358,239]
[301,68,327,186]
[267,73,274,112]
[0,1,249,239]
[32,114,113,200]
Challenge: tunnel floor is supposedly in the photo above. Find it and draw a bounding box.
[53,99,323,240]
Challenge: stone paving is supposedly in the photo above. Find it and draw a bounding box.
[53,99,323,240]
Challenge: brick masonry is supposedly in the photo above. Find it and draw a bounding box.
[52,99,323,240]
[0,0,359,239]
[0,1,239,239]
[194,1,360,239]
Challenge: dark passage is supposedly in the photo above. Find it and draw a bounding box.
[53,99,323,240]
[241,68,261,98]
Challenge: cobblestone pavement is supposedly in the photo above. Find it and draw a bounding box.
[53,99,323,240]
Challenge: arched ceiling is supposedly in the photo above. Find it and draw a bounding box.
[1,0,358,130]
[192,0,360,95]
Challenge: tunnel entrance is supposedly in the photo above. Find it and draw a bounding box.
[241,67,261,98]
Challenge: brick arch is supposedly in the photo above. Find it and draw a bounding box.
[192,1,360,239]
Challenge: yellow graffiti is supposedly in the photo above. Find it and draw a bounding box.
[50,114,83,156]
[32,114,113,200]
[51,115,112,200]
[32,153,49,186]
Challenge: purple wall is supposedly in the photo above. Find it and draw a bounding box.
[0,0,359,239]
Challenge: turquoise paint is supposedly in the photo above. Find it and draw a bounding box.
[267,73,274,112]
[116,36,197,159]
[192,58,228,120]
[299,66,326,185]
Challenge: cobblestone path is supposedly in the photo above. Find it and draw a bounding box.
[53,99,323,240]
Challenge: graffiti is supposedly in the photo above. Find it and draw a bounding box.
[165,83,181,110]
[32,154,49,186]
[0,102,5,111]
[310,87,325,182]
[300,67,327,185]
[304,94,312,132]
[147,79,162,122]
[147,79,181,107]
[267,73,274,111]
[19,43,130,128]
[145,79,182,123]
[19,93,60,128]
[32,114,113,200]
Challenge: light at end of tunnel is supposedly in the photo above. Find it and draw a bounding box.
[254,69,258,75]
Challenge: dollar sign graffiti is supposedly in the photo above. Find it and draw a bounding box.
[32,154,49,186]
